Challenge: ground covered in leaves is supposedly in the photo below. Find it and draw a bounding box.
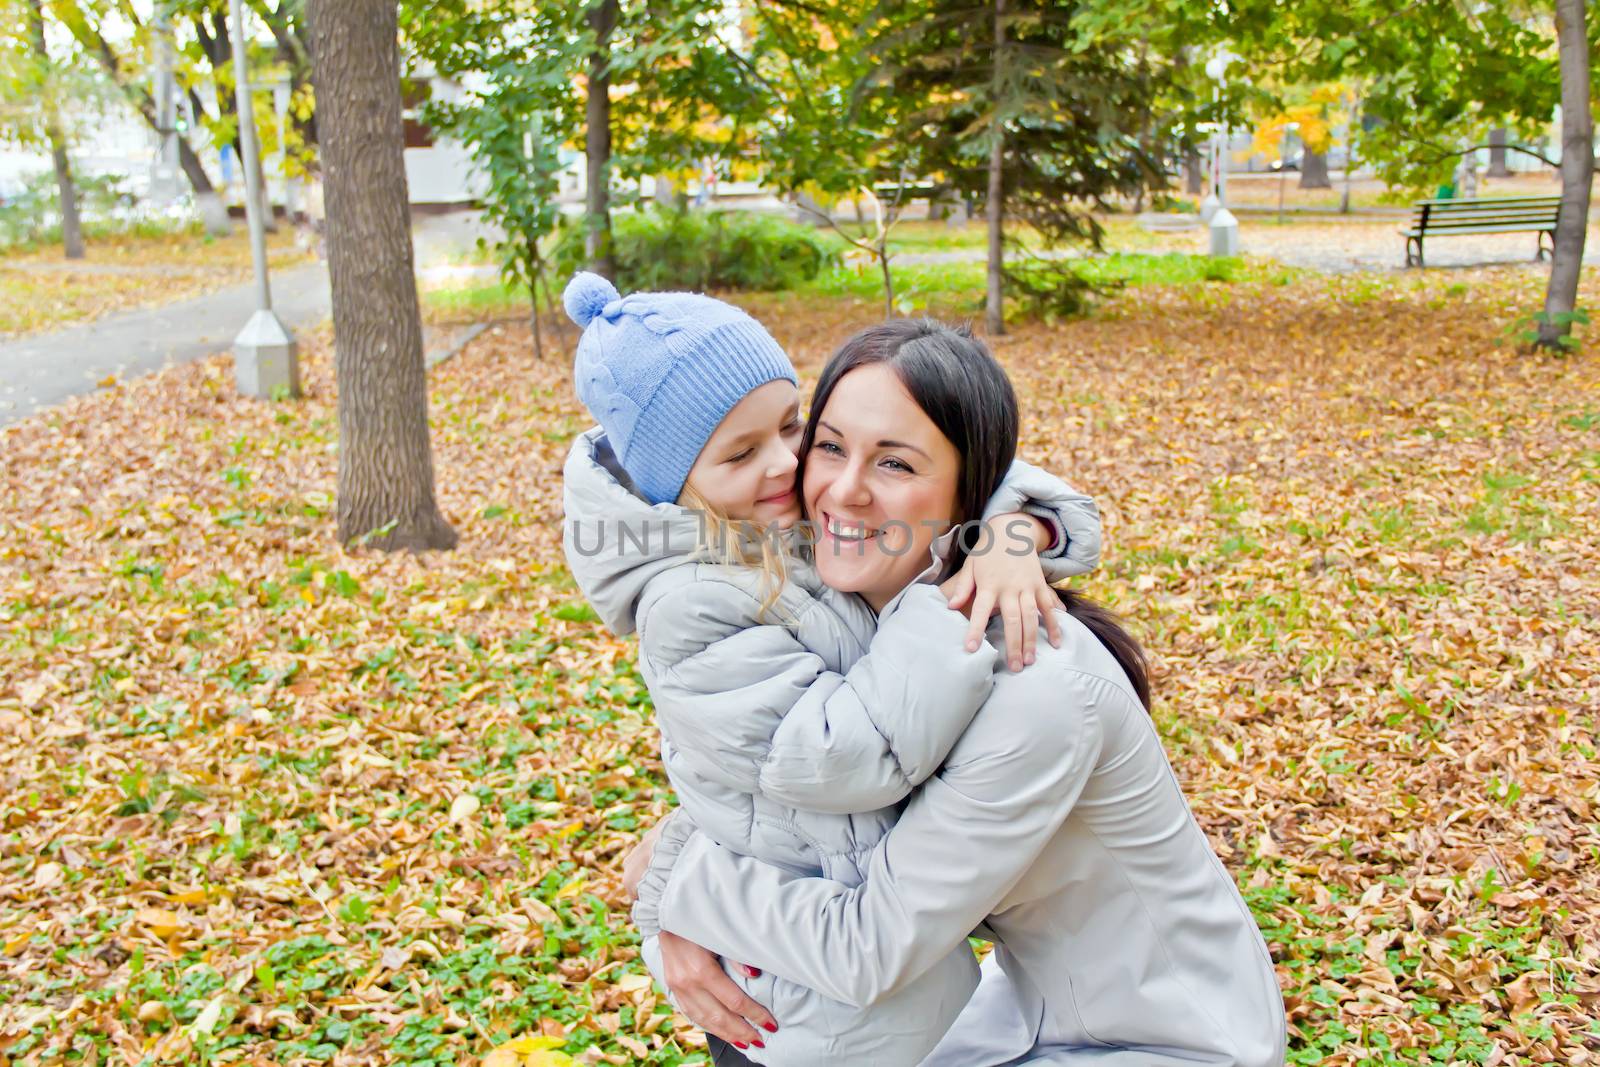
[1,263,1598,1066]
[0,228,312,340]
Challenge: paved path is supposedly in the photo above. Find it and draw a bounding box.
[0,213,490,428]
[0,262,331,426]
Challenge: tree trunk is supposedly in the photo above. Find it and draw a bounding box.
[179,87,230,235]
[1184,146,1203,195]
[48,141,84,258]
[1539,0,1592,350]
[177,137,220,196]
[585,0,618,278]
[877,242,894,320]
[308,0,457,552]
[985,0,1005,337]
[529,240,544,361]
[1487,127,1512,177]
[1299,150,1332,189]
[26,0,83,259]
[1340,104,1358,213]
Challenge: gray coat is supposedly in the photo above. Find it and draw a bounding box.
[562,428,1101,1065]
[634,554,1288,1066]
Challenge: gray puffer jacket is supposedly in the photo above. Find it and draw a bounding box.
[561,427,1100,1065]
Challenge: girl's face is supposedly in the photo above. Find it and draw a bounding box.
[803,364,961,612]
[680,380,805,527]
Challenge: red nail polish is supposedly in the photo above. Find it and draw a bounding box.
[751,1039,765,1049]
[763,1022,778,1033]
[734,1042,748,1050]
[747,967,761,977]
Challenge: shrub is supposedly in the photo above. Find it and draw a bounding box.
[554,208,840,292]
[0,171,191,252]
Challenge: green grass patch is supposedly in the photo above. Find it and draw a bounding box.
[799,259,988,312]
[1457,469,1570,544]
[796,252,1273,315]
[821,218,1034,254]
[1069,252,1270,288]
[422,279,529,322]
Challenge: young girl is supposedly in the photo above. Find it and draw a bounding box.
[559,273,1099,1066]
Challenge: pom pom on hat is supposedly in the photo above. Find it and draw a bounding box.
[563,271,621,328]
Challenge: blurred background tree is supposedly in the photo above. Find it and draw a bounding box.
[1,0,110,257]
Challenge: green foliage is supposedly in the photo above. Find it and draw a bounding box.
[1505,307,1590,353]
[0,170,183,251]
[42,0,316,199]
[551,209,840,293]
[871,1,1176,248]
[1005,259,1103,320]
[420,31,580,349]
[1226,0,1565,192]
[0,0,111,151]
[790,250,1266,318]
[405,0,745,209]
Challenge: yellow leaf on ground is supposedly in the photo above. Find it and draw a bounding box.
[136,908,182,938]
[450,793,482,823]
[482,1035,573,1067]
[189,995,225,1036]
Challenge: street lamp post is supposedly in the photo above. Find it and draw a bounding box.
[1277,121,1299,226]
[1198,123,1221,223]
[229,0,299,399]
[150,11,179,204]
[1204,51,1238,257]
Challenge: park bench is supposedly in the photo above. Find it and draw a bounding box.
[871,181,939,208]
[1401,195,1560,267]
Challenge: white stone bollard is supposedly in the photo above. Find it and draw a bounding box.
[234,309,301,399]
[1199,193,1221,223]
[1209,207,1239,257]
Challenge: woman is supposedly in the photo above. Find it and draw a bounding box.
[630,319,1287,1066]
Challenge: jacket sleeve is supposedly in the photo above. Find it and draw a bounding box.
[982,458,1101,582]
[632,808,697,939]
[650,668,1114,1008]
[639,581,1000,814]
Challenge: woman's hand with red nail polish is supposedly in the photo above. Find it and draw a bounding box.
[659,932,776,1049]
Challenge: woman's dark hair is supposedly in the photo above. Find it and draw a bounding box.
[799,318,1150,710]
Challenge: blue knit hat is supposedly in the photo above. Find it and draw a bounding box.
[564,272,798,505]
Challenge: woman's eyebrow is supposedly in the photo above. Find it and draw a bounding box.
[878,438,930,459]
[817,420,930,459]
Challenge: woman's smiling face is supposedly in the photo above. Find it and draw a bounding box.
[804,363,961,611]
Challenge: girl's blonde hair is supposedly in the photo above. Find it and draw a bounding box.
[678,484,793,620]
